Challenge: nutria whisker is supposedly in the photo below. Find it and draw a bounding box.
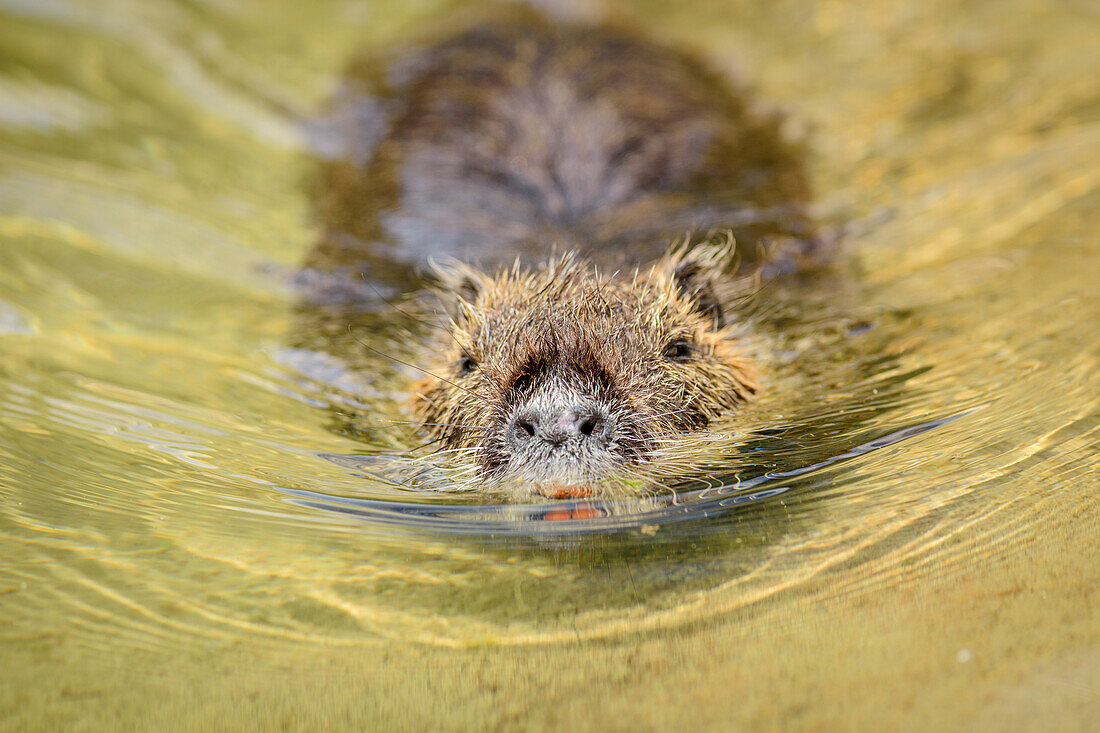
[415,445,482,463]
[398,434,453,455]
[348,329,494,406]
[358,275,447,334]
[641,408,698,423]
[380,418,488,430]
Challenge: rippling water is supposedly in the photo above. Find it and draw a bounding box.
[1,0,1097,729]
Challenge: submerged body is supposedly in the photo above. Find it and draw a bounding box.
[305,10,818,495]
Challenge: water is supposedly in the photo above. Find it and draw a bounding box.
[1,0,1097,729]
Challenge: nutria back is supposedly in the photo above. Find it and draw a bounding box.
[304,10,814,305]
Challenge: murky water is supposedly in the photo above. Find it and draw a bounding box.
[1,0,1097,729]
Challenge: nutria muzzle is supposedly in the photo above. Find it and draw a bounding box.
[498,391,624,486]
[475,318,643,485]
[510,397,613,451]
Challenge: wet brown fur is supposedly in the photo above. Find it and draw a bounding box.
[411,245,759,486]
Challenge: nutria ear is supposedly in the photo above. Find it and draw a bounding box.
[666,237,734,329]
[427,259,484,303]
[673,262,725,329]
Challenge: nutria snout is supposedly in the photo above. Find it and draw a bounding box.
[506,393,618,488]
[510,398,615,459]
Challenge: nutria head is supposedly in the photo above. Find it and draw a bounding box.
[412,245,758,496]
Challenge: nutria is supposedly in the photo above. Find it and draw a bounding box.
[302,9,820,496]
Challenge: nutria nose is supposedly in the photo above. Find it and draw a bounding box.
[510,402,611,450]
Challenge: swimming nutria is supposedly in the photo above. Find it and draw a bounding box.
[303,8,819,496]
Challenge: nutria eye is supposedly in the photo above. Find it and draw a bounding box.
[456,354,477,375]
[662,340,694,362]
